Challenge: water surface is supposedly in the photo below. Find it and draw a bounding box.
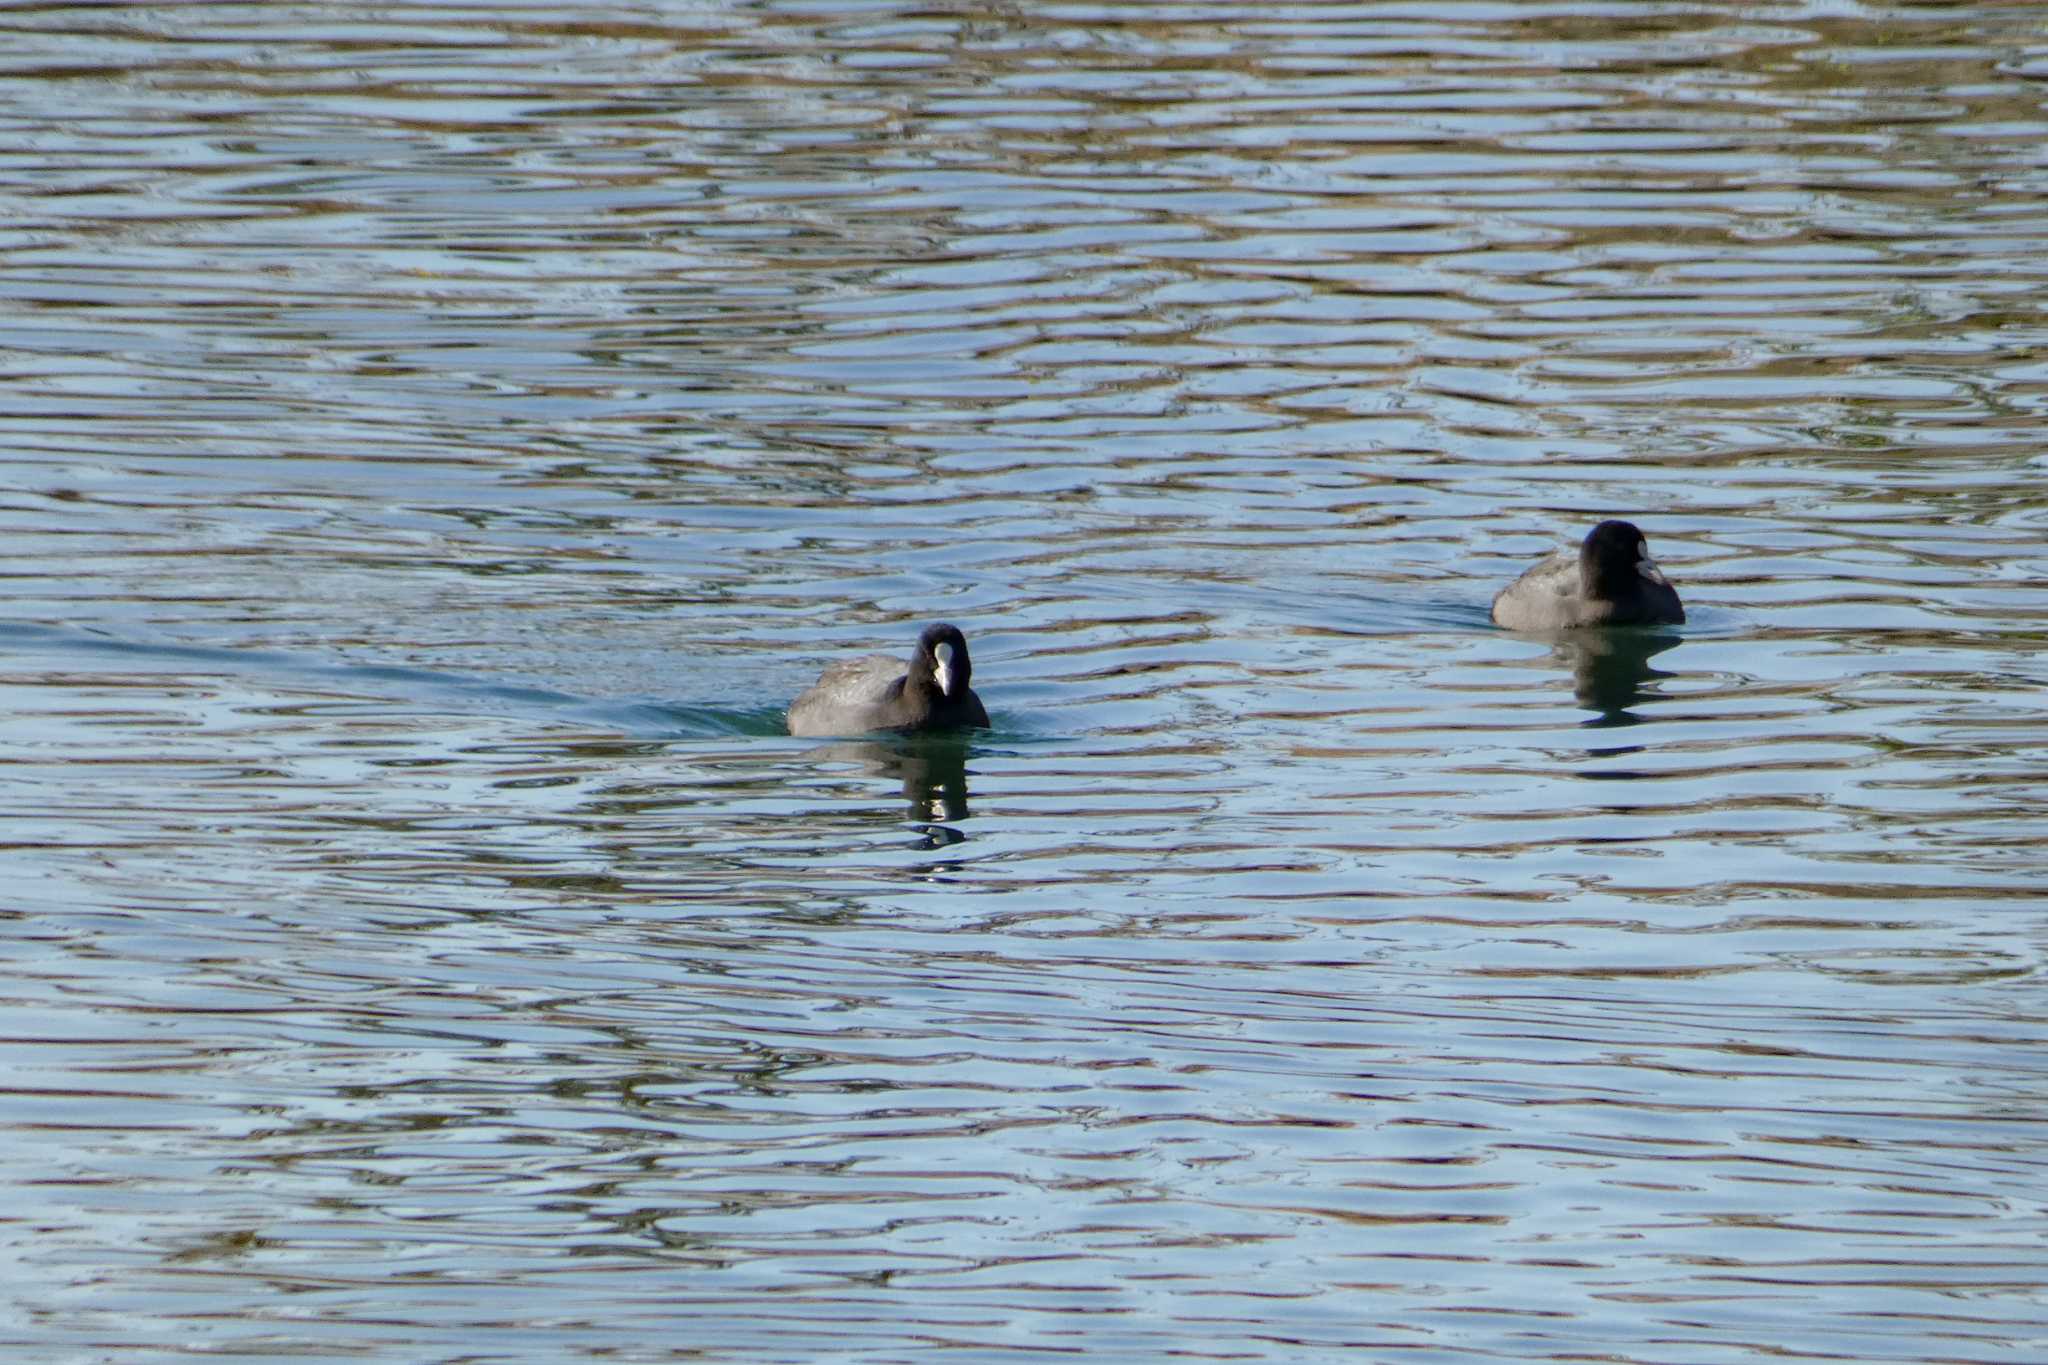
[4,2,2048,1361]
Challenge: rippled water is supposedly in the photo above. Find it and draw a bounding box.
[5,2,2048,1360]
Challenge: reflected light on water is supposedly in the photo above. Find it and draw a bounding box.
[3,2,2048,1361]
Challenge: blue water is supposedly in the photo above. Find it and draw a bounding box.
[4,2,2048,1362]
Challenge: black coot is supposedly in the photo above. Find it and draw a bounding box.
[787,623,991,737]
[1491,520,1684,631]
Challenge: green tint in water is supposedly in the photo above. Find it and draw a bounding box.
[2,2,2047,1362]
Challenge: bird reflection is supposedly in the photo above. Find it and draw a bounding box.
[805,732,973,826]
[1555,630,1681,726]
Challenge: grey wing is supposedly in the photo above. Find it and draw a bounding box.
[1530,549,1578,588]
[787,653,908,735]
[802,654,903,703]
[1491,550,1580,627]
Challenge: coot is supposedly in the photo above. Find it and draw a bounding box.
[1491,520,1684,631]
[787,623,991,737]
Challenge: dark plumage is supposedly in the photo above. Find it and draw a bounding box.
[1491,520,1685,631]
[786,623,991,738]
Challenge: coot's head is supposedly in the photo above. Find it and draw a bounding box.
[1580,520,1669,595]
[915,623,973,699]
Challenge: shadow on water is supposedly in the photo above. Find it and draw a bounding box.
[801,732,976,835]
[0,620,790,739]
[9,0,2048,1356]
[1557,630,1683,728]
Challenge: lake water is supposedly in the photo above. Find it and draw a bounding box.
[4,2,2047,1361]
